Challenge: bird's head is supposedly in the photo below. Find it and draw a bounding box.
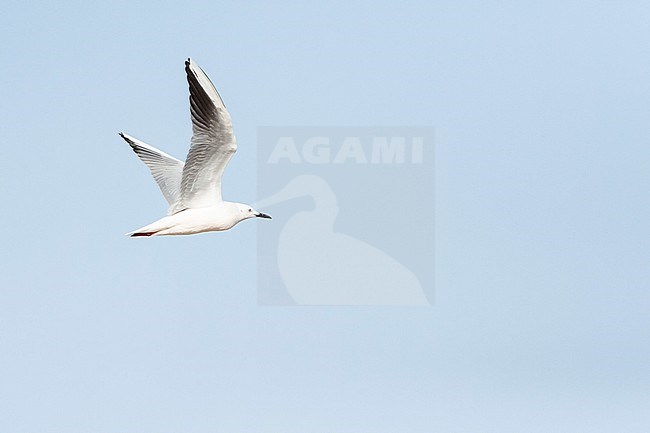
[236,203,272,221]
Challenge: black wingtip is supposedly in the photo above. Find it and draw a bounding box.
[118,132,136,149]
[130,232,156,237]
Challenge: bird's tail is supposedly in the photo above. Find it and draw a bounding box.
[126,216,173,238]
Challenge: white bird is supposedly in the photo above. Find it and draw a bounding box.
[119,58,271,237]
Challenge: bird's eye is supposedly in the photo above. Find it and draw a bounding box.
[249,208,252,212]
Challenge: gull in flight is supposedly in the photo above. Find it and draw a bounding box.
[119,58,271,237]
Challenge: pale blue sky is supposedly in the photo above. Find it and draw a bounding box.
[1,1,649,432]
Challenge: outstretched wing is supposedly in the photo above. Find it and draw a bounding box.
[173,58,237,213]
[119,132,184,208]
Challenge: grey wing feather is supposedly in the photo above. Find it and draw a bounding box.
[173,58,236,213]
[119,132,184,210]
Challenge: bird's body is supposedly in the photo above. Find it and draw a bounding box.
[129,202,256,237]
[120,58,270,236]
